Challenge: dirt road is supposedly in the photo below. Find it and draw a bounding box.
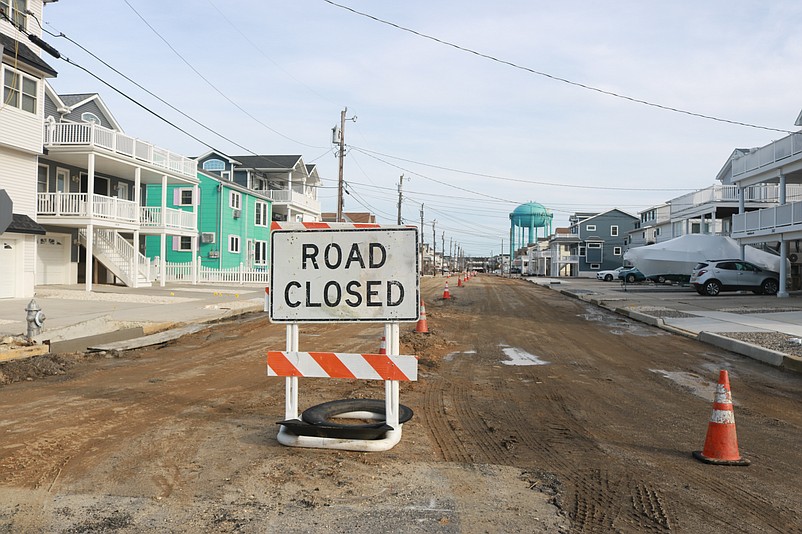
[1,276,801,533]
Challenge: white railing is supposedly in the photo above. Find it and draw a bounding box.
[257,188,321,212]
[140,206,195,231]
[37,192,137,222]
[668,184,788,217]
[45,122,197,178]
[733,200,802,235]
[78,228,153,287]
[160,258,269,285]
[731,132,802,177]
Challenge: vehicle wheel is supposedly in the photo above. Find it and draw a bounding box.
[761,279,779,296]
[626,274,636,283]
[695,287,705,295]
[657,276,666,284]
[703,279,721,296]
[604,274,613,281]
[302,399,414,428]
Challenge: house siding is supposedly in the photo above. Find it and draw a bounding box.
[0,67,44,154]
[64,100,115,129]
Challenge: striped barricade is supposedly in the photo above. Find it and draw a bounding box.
[267,351,418,382]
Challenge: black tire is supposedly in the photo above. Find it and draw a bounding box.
[626,273,637,283]
[657,276,666,284]
[604,274,613,281]
[761,278,779,296]
[703,279,721,296]
[302,399,414,429]
[695,287,705,295]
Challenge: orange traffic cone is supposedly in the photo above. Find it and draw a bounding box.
[416,299,429,333]
[693,370,750,466]
[378,336,387,355]
[457,276,463,287]
[443,281,451,300]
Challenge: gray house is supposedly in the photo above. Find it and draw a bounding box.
[569,209,638,276]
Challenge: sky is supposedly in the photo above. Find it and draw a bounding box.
[40,0,802,256]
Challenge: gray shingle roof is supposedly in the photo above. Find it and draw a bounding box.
[59,93,97,107]
[232,155,302,170]
[0,33,57,77]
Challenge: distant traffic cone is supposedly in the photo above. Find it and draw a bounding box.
[457,276,463,287]
[443,281,451,300]
[693,370,750,466]
[378,336,387,355]
[415,299,429,333]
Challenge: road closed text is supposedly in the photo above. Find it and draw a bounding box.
[269,227,419,322]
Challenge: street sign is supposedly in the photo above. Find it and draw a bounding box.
[269,224,419,322]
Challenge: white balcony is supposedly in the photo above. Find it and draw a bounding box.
[44,122,197,179]
[732,200,802,239]
[37,193,196,232]
[731,132,802,178]
[258,188,320,213]
[669,184,788,218]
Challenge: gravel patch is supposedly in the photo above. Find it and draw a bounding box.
[628,306,698,319]
[719,307,802,314]
[719,331,802,358]
[34,288,196,304]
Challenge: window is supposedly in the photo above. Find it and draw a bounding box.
[229,235,240,253]
[610,225,618,237]
[255,201,268,226]
[579,246,586,256]
[37,164,48,193]
[586,224,596,232]
[172,236,193,252]
[117,182,129,200]
[81,112,101,125]
[0,0,26,30]
[613,247,622,256]
[229,191,241,209]
[254,240,267,265]
[221,171,231,181]
[2,66,37,114]
[174,188,193,206]
[202,158,225,171]
[590,264,600,270]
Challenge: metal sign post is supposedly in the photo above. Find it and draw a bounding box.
[267,222,419,451]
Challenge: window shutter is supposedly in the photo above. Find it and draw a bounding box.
[173,189,181,205]
[172,236,181,250]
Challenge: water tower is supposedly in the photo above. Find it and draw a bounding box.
[509,201,553,271]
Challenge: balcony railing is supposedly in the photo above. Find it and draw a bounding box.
[668,184,789,217]
[37,193,196,231]
[140,206,196,231]
[44,122,197,179]
[256,188,321,212]
[731,132,802,178]
[732,200,802,236]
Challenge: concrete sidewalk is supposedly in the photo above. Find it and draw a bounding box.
[0,283,267,358]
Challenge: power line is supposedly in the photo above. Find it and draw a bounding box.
[120,0,325,149]
[321,0,793,135]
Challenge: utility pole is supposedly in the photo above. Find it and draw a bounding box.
[441,231,445,272]
[334,107,356,222]
[396,174,405,225]
[432,220,437,276]
[501,238,504,275]
[449,237,453,271]
[419,204,425,275]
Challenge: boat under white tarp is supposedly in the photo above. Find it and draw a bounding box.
[624,235,783,280]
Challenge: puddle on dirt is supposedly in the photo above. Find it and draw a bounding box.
[500,346,549,366]
[651,369,718,401]
[444,350,476,361]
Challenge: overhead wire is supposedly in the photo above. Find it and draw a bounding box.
[321,0,794,135]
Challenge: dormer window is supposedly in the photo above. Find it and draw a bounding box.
[203,159,226,172]
[81,112,101,125]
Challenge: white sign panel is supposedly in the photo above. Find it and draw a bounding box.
[270,225,419,322]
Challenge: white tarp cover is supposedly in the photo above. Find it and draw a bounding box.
[624,234,783,277]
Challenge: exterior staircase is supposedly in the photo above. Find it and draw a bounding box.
[78,228,153,288]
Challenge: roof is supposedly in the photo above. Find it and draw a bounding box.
[320,212,377,223]
[59,93,98,107]
[571,208,637,227]
[196,169,273,202]
[0,33,57,77]
[4,214,46,235]
[232,155,302,170]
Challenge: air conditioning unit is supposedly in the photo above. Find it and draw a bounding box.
[200,232,215,244]
[208,250,220,258]
[232,209,241,219]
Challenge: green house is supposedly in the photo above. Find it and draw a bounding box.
[144,169,272,269]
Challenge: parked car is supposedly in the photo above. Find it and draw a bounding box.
[596,266,625,281]
[690,259,779,296]
[618,267,646,283]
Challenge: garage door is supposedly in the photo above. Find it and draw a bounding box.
[0,240,16,298]
[37,234,69,285]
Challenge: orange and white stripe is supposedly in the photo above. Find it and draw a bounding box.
[267,351,417,381]
[709,382,736,424]
[271,221,382,231]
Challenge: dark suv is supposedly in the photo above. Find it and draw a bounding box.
[690,259,780,296]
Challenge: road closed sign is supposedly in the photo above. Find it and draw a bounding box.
[269,223,419,322]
